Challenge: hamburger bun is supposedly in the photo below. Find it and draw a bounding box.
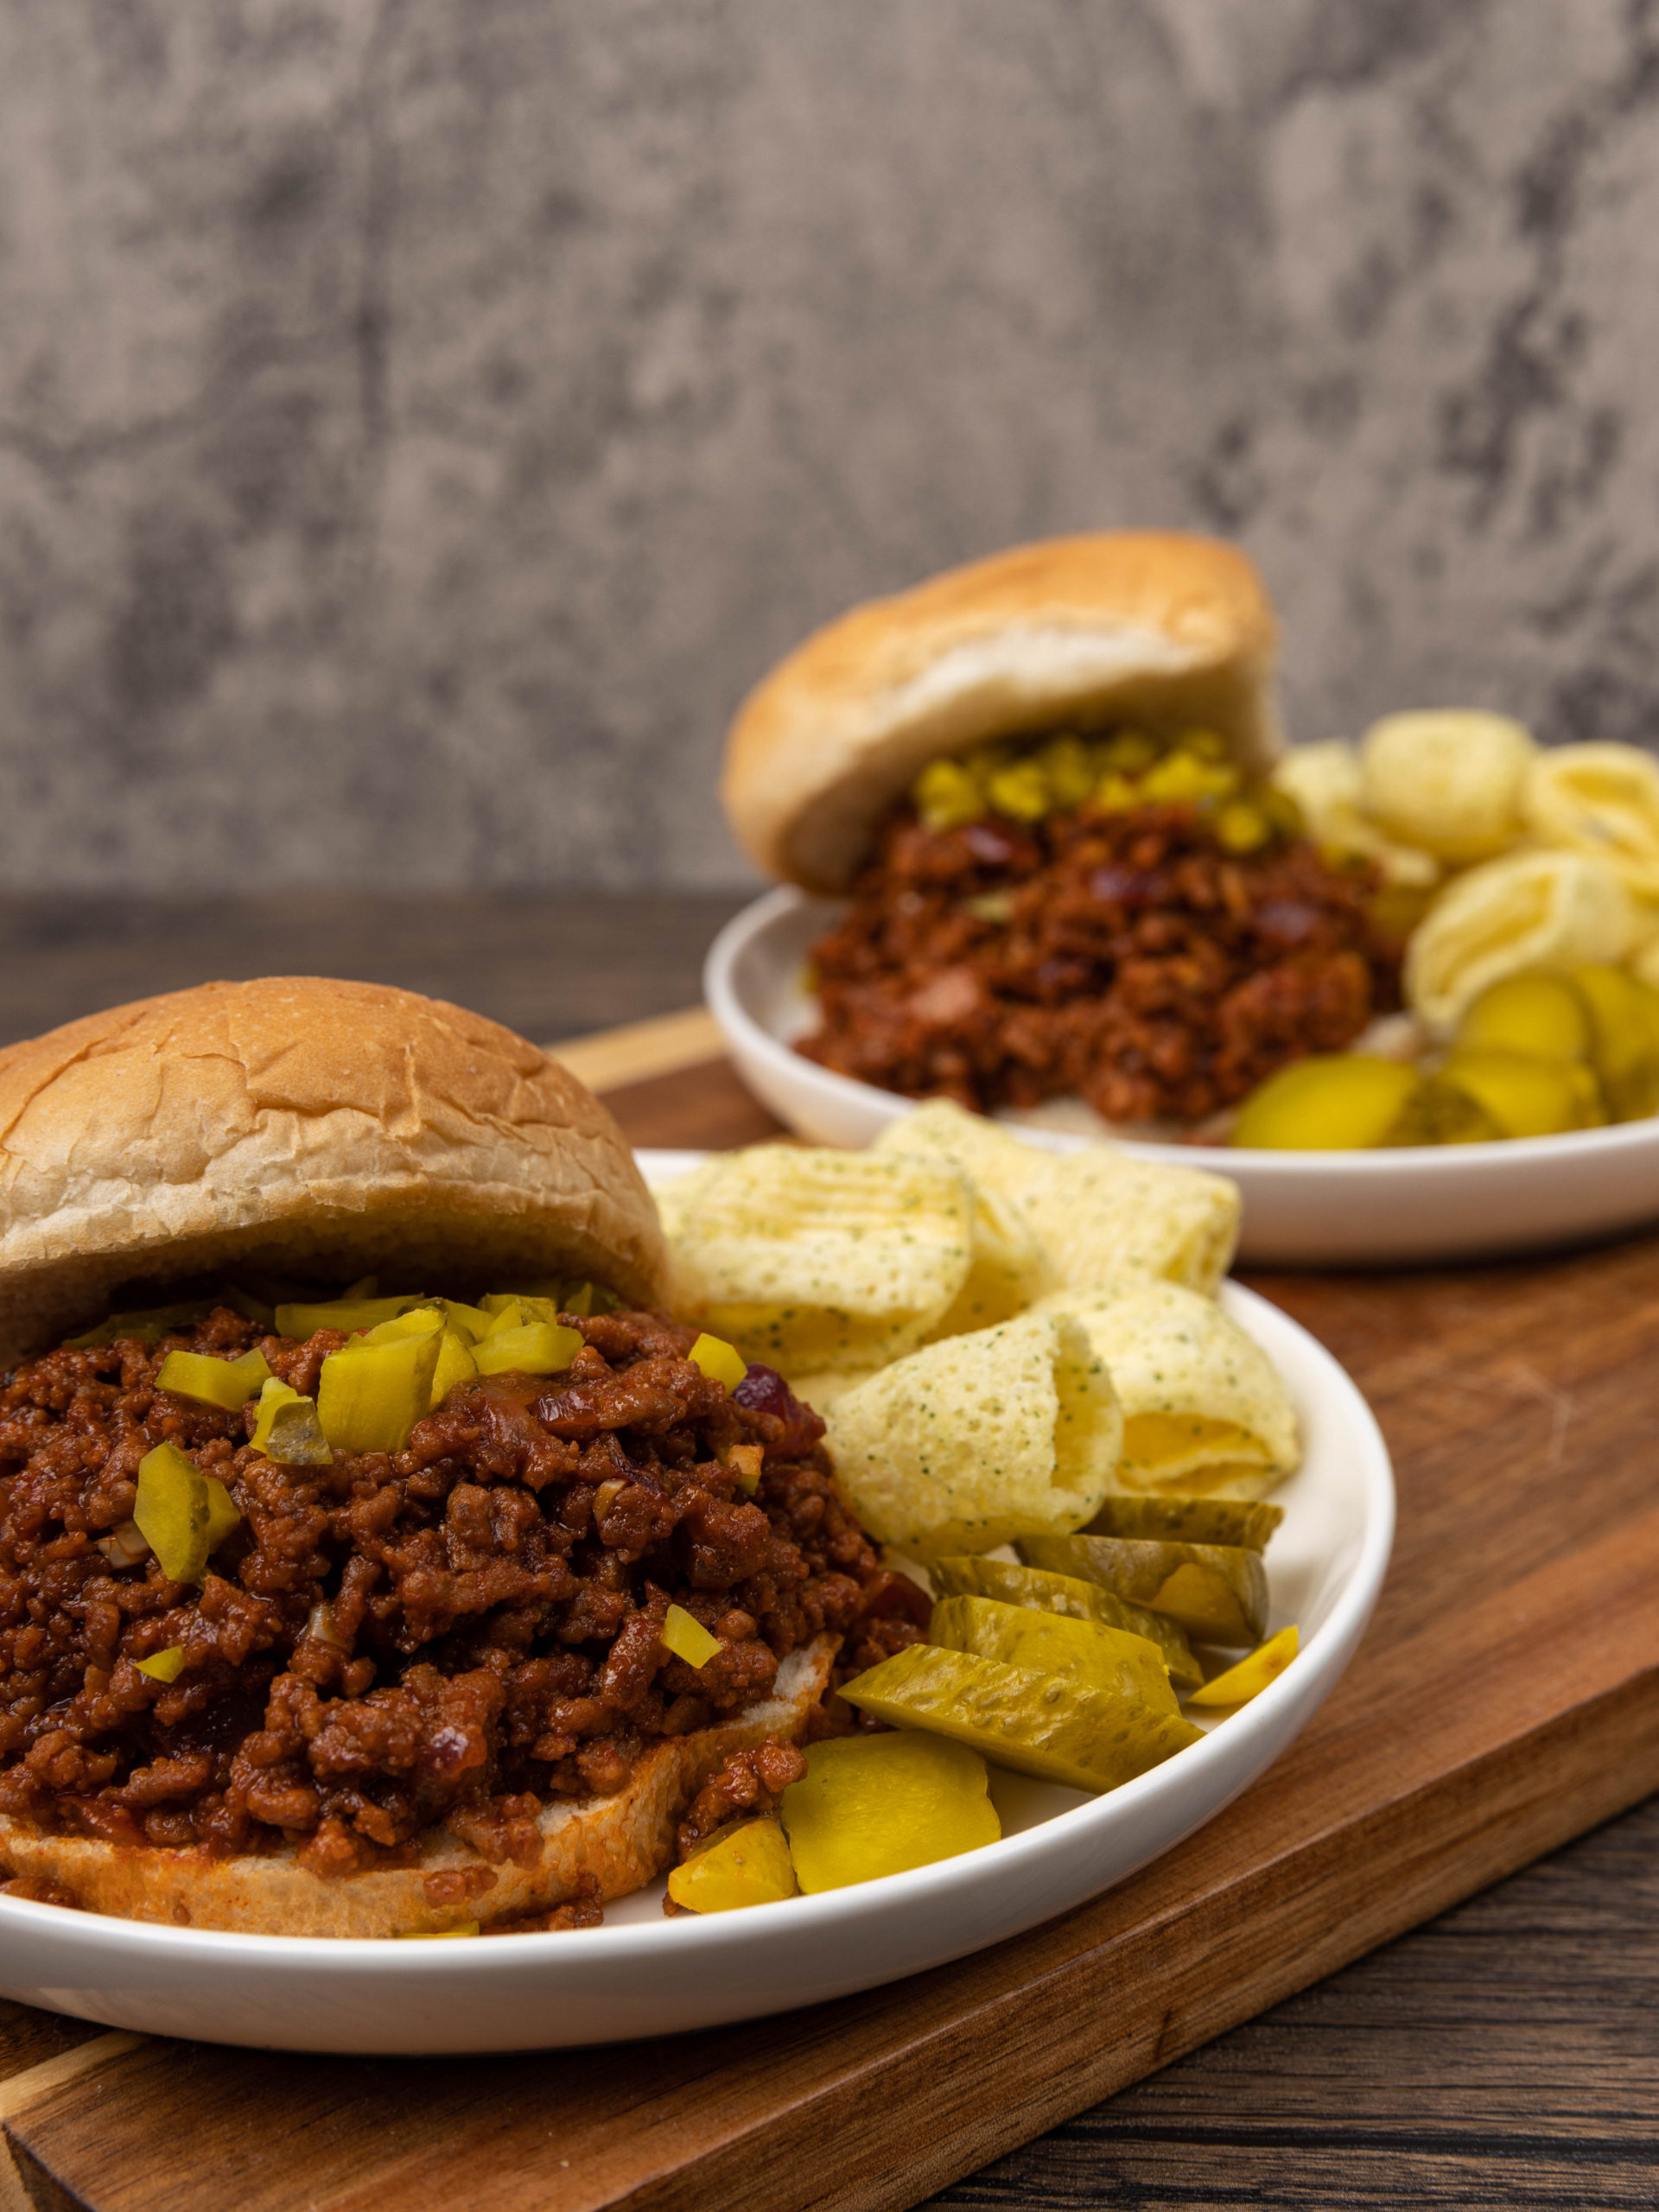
[0,976,668,1365]
[722,531,1284,892]
[0,1639,835,1936]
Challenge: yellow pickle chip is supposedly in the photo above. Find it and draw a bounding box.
[779,1732,999,1891]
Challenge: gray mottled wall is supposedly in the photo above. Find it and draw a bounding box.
[1,0,1656,892]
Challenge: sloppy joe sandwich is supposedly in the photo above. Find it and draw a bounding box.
[721,531,1404,1134]
[0,979,925,1936]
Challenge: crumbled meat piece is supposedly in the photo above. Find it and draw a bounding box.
[0,1307,925,1868]
[676,1738,808,1861]
[801,800,1401,1125]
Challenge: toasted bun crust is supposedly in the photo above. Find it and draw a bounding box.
[722,532,1285,892]
[0,977,668,1364]
[0,1638,835,1936]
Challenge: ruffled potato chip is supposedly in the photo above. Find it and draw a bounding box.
[823,1311,1122,1560]
[1404,849,1637,1032]
[875,1101,1238,1298]
[1524,743,1659,899]
[1038,1281,1300,1499]
[873,1105,1053,1334]
[1359,710,1535,863]
[659,1146,972,1374]
[1270,740,1440,888]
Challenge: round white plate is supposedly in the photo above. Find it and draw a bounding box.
[708,885,1659,1267]
[0,1160,1393,2055]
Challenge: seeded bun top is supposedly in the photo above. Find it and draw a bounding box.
[0,976,668,1363]
[721,531,1284,892]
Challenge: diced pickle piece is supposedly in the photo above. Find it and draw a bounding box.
[687,1333,748,1392]
[1571,964,1659,1121]
[913,757,987,832]
[1457,973,1592,1064]
[274,1294,429,1339]
[470,1321,582,1379]
[250,1379,334,1465]
[841,1645,1201,1795]
[362,1306,447,1343]
[317,1325,442,1455]
[779,1730,1000,1891]
[135,1645,187,1684]
[431,1299,490,1344]
[203,1473,242,1553]
[662,1604,721,1669]
[667,1818,800,1914]
[1187,1624,1300,1708]
[928,1596,1179,1717]
[987,760,1051,822]
[1231,1056,1422,1151]
[1084,1493,1283,1553]
[1039,733,1096,811]
[429,1329,479,1408]
[133,1442,213,1585]
[928,1556,1202,1690]
[1439,1048,1603,1139]
[1017,1533,1268,1645]
[154,1345,271,1412]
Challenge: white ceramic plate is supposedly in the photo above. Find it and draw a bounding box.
[0,1160,1392,2055]
[708,885,1659,1267]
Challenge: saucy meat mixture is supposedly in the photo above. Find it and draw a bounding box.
[0,1307,925,1878]
[803,801,1403,1127]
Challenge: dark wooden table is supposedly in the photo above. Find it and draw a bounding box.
[1,893,1654,2212]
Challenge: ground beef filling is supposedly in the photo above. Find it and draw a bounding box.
[0,1308,925,1876]
[802,801,1403,1127]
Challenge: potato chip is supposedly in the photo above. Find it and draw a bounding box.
[1360,710,1536,863]
[823,1311,1122,1560]
[873,1105,1053,1335]
[658,1145,973,1373]
[1038,1281,1299,1498]
[1270,740,1440,888]
[1404,849,1637,1032]
[1524,743,1659,899]
[875,1100,1238,1298]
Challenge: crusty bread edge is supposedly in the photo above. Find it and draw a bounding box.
[0,1638,838,1938]
[721,532,1284,891]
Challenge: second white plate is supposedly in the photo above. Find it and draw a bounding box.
[705,885,1659,1267]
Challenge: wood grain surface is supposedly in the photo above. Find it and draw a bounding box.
[0,909,1655,2212]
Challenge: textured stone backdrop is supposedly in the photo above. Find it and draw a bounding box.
[0,1,1655,892]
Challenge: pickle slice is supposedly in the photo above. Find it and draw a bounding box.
[1571,964,1659,1121]
[842,1644,1201,1795]
[317,1324,443,1455]
[133,1442,213,1585]
[1082,1493,1283,1553]
[779,1729,1000,1891]
[929,1595,1179,1716]
[154,1346,270,1413]
[250,1379,333,1465]
[1187,1624,1300,1708]
[928,1556,1202,1690]
[1017,1533,1268,1645]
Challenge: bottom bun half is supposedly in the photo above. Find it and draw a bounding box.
[0,1637,836,1940]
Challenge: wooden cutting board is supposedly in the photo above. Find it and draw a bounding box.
[5,1018,1659,2212]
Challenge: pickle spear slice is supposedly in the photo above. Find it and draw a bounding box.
[929,1595,1179,1715]
[1017,1533,1268,1645]
[1081,1493,1283,1553]
[842,1644,1201,1794]
[929,1555,1202,1690]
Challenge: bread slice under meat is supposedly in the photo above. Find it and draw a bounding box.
[0,1636,836,1938]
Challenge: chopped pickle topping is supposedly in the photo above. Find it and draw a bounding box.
[250,1379,334,1465]
[135,1645,187,1684]
[318,1323,443,1455]
[133,1441,240,1585]
[470,1320,583,1379]
[429,1328,479,1407]
[154,1345,271,1413]
[906,723,1290,842]
[662,1604,721,1669]
[687,1333,748,1392]
[274,1294,429,1339]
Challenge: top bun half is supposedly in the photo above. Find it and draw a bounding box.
[722,532,1285,892]
[0,977,668,1364]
